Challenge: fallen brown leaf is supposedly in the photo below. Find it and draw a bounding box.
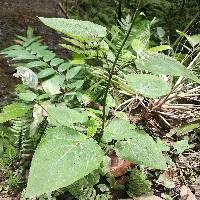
[180,185,197,200]
[163,167,176,182]
[191,176,200,199]
[133,195,163,200]
[108,155,134,177]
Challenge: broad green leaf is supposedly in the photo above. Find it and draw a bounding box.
[105,94,116,115]
[169,121,200,136]
[131,19,150,46]
[50,58,64,67]
[14,67,38,89]
[187,34,200,47]
[65,66,82,80]
[39,17,107,41]
[0,103,29,123]
[27,41,56,62]
[177,31,200,47]
[85,114,101,137]
[71,54,86,65]
[38,93,50,101]
[132,39,146,53]
[47,105,88,126]
[24,61,49,68]
[43,52,56,62]
[102,118,136,143]
[148,45,172,52]
[1,49,38,60]
[1,45,24,52]
[158,174,175,189]
[37,68,56,79]
[121,50,135,61]
[25,127,104,197]
[23,37,41,48]
[125,74,171,98]
[27,42,48,54]
[58,62,72,72]
[115,130,169,170]
[68,80,84,90]
[135,53,200,83]
[173,138,191,154]
[18,91,37,102]
[42,75,65,95]
[156,139,170,152]
[115,112,129,120]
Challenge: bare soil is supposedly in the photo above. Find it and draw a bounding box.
[0,0,68,105]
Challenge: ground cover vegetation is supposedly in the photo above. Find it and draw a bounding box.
[0,0,200,199]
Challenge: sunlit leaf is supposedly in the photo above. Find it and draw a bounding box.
[65,66,82,80]
[39,17,107,41]
[148,45,172,52]
[47,105,88,126]
[14,67,38,89]
[115,130,170,170]
[187,34,200,47]
[135,52,200,83]
[58,62,72,72]
[37,68,56,79]
[174,138,192,154]
[0,103,29,123]
[102,118,136,143]
[18,91,37,102]
[125,74,171,98]
[42,75,65,95]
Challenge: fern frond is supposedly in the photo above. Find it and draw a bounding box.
[1,27,82,95]
[127,169,152,197]
[10,111,33,158]
[1,27,69,71]
[34,116,48,147]
[0,103,30,123]
[61,44,98,57]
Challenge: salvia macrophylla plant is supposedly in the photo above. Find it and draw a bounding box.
[0,5,200,199]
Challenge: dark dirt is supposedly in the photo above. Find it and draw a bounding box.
[0,0,69,106]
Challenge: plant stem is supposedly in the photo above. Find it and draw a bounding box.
[172,11,199,48]
[100,0,141,135]
[117,0,122,24]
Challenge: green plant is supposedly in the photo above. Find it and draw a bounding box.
[0,6,200,199]
[127,169,152,197]
[68,171,112,200]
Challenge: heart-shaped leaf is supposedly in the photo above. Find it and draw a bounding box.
[135,53,200,83]
[25,127,104,197]
[125,74,171,98]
